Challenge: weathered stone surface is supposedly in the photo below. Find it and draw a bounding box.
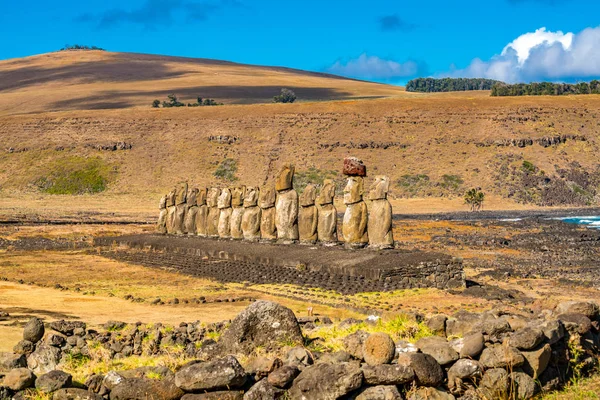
[242,187,261,241]
[343,330,368,360]
[174,356,247,392]
[367,176,394,250]
[49,320,86,336]
[479,344,525,369]
[447,359,483,381]
[557,313,592,334]
[23,317,45,344]
[537,319,565,345]
[267,365,299,388]
[36,370,72,393]
[361,364,414,385]
[298,184,318,244]
[103,371,125,390]
[521,343,551,379]
[13,340,34,355]
[165,189,177,234]
[243,379,285,400]
[555,301,599,319]
[445,312,481,337]
[220,301,303,354]
[206,188,221,237]
[27,344,62,375]
[449,331,484,358]
[407,387,455,400]
[286,347,314,368]
[505,327,545,350]
[342,176,368,248]
[397,353,443,387]
[110,377,184,400]
[355,385,402,400]
[182,392,244,400]
[248,357,282,380]
[478,368,509,400]
[275,190,299,242]
[362,333,395,365]
[316,351,352,364]
[53,388,103,400]
[218,188,233,239]
[195,188,209,237]
[510,371,537,399]
[288,362,363,400]
[425,314,447,336]
[259,186,277,240]
[157,194,168,234]
[316,180,337,243]
[417,336,458,366]
[46,334,67,348]
[230,186,246,240]
[343,157,366,177]
[477,316,512,341]
[0,352,26,372]
[3,367,35,391]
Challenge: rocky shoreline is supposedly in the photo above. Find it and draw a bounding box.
[1,299,599,399]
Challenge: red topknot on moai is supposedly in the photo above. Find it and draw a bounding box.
[342,157,366,177]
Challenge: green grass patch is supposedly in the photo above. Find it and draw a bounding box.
[294,167,340,192]
[213,158,239,182]
[35,156,114,194]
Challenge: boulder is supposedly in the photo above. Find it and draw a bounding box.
[407,387,455,400]
[505,327,544,350]
[537,320,565,345]
[317,351,352,364]
[182,392,243,400]
[362,333,395,365]
[36,370,73,393]
[23,317,45,344]
[85,374,108,395]
[449,331,484,358]
[476,317,512,342]
[416,336,458,365]
[361,364,414,385]
[343,157,367,177]
[425,314,447,336]
[267,365,299,389]
[557,313,592,335]
[219,301,303,354]
[395,340,419,356]
[521,343,551,379]
[555,301,599,319]
[355,385,402,400]
[445,311,481,337]
[342,330,369,360]
[52,388,103,400]
[46,334,67,348]
[396,353,443,387]
[447,358,483,381]
[103,371,125,390]
[13,340,34,355]
[248,357,283,379]
[0,352,26,372]
[510,371,537,399]
[478,368,509,400]
[288,362,363,400]
[479,344,524,369]
[286,347,313,368]
[3,367,36,391]
[27,344,62,375]
[109,377,184,400]
[175,356,247,392]
[49,320,86,336]
[243,379,285,400]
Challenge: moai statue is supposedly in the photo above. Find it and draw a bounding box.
[275,164,299,244]
[195,188,209,237]
[368,176,394,250]
[206,188,221,238]
[241,186,261,241]
[165,188,177,234]
[173,182,188,235]
[217,188,233,239]
[342,176,368,249]
[317,179,338,245]
[299,184,318,244]
[230,185,247,240]
[184,188,199,235]
[259,185,277,241]
[156,194,168,234]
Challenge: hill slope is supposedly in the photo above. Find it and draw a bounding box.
[0,51,407,116]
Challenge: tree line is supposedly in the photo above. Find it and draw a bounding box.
[405,78,501,92]
[491,81,600,96]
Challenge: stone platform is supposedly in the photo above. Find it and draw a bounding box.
[94,234,465,294]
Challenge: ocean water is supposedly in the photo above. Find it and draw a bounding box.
[559,216,600,229]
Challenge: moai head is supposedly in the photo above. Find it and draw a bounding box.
[244,187,260,207]
[275,164,295,192]
[343,176,364,205]
[159,195,167,209]
[317,179,336,205]
[259,185,276,209]
[218,188,232,209]
[368,176,390,200]
[231,185,247,207]
[167,188,177,207]
[300,184,317,207]
[176,182,188,205]
[197,187,208,206]
[188,188,199,206]
[207,188,221,208]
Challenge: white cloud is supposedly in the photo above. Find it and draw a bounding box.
[447,26,600,83]
[327,54,423,81]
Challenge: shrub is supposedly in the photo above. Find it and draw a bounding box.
[152,100,160,108]
[273,88,297,103]
[60,44,105,51]
[294,167,340,192]
[213,159,239,182]
[464,188,485,211]
[440,174,464,192]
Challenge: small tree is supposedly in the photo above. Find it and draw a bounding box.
[464,188,485,212]
[152,99,160,108]
[273,88,297,103]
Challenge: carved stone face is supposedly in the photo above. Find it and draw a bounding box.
[197,188,208,206]
[244,187,259,207]
[369,176,390,200]
[176,182,188,205]
[167,189,176,207]
[343,177,364,205]
[300,184,317,207]
[259,185,276,208]
[159,195,167,209]
[218,188,232,209]
[207,188,221,207]
[275,164,295,192]
[317,179,336,205]
[187,188,199,206]
[231,186,246,207]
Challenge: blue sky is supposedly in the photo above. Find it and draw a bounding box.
[1,0,599,84]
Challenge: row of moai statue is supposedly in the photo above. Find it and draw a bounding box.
[157,163,394,250]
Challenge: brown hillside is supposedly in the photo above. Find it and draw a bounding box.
[0,51,407,116]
